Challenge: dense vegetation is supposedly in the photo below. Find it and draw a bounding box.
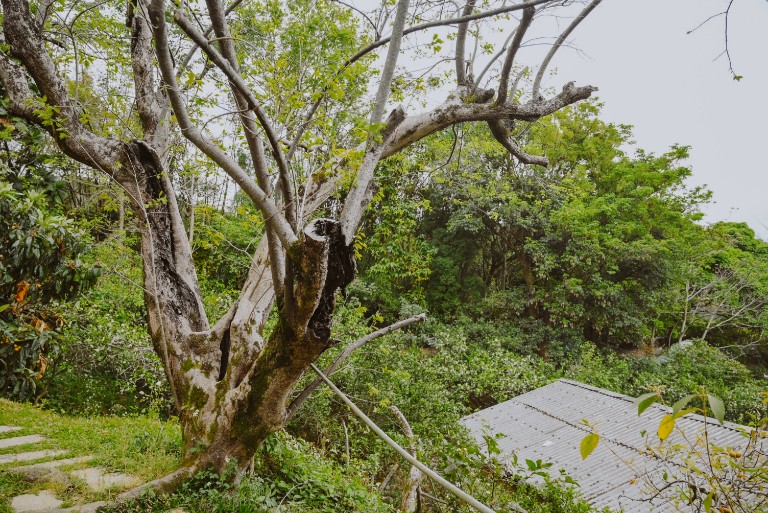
[2,93,766,512]
[1,0,766,510]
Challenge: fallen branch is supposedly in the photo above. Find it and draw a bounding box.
[309,363,515,513]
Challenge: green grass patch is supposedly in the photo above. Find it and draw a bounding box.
[0,399,181,510]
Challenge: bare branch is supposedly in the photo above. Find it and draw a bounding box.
[179,0,246,70]
[455,0,476,86]
[289,0,558,161]
[347,0,558,71]
[148,0,298,248]
[339,0,411,243]
[390,405,424,513]
[497,6,534,105]
[309,363,510,513]
[381,81,596,159]
[174,10,296,228]
[286,313,427,419]
[198,0,297,230]
[332,0,379,38]
[487,118,548,166]
[532,0,603,100]
[474,28,517,87]
[196,0,288,290]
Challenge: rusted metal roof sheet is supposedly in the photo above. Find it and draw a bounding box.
[461,379,765,512]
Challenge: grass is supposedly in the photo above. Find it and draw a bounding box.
[0,399,181,510]
[1,400,395,513]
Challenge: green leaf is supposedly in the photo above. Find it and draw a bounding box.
[658,414,675,441]
[673,407,698,420]
[580,433,599,460]
[707,394,725,425]
[703,491,713,512]
[672,394,696,415]
[635,392,659,416]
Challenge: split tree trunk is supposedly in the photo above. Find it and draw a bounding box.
[91,139,355,474]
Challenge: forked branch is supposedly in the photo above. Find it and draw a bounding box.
[148,0,297,248]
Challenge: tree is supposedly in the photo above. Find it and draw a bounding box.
[675,222,768,355]
[0,0,599,484]
[372,104,710,353]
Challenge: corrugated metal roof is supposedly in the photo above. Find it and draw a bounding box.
[460,379,766,512]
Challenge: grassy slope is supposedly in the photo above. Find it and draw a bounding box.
[0,400,394,513]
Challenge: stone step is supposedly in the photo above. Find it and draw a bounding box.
[0,425,23,434]
[14,455,95,470]
[70,467,141,492]
[10,490,63,512]
[0,450,67,465]
[0,435,46,449]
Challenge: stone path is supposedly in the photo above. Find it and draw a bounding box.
[0,425,141,512]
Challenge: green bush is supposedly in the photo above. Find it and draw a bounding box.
[0,179,99,401]
[43,236,169,416]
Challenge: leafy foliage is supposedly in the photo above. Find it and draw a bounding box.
[0,174,98,400]
[44,236,169,416]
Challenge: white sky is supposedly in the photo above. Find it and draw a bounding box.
[538,0,768,240]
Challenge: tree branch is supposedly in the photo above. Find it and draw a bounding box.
[196,0,288,291]
[390,405,424,513]
[455,0,476,86]
[381,81,596,159]
[339,0,411,243]
[487,118,548,166]
[346,0,558,72]
[531,0,602,100]
[148,0,298,248]
[174,10,296,229]
[178,0,246,70]
[289,0,558,164]
[497,6,535,105]
[0,0,124,173]
[286,313,426,419]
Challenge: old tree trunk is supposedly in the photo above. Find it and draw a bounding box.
[0,0,598,481]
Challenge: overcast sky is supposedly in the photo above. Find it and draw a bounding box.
[538,0,768,239]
